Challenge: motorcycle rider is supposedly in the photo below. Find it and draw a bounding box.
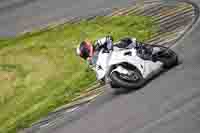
[76,36,138,65]
[76,36,159,66]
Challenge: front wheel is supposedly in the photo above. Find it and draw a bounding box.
[110,67,145,89]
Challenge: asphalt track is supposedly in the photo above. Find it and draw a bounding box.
[1,0,200,133]
[0,0,134,37]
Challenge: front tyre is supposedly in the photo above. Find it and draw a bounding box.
[110,67,145,89]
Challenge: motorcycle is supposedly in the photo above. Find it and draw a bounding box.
[91,38,178,91]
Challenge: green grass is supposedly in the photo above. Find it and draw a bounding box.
[0,15,157,133]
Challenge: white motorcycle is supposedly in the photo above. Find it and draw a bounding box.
[92,38,178,91]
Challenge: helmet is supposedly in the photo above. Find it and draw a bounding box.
[76,40,93,60]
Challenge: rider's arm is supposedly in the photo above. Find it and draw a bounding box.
[94,36,113,51]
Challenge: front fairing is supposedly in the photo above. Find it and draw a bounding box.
[93,50,111,80]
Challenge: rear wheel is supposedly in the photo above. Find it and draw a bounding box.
[110,66,145,89]
[151,45,178,68]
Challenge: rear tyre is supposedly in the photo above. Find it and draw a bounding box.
[151,45,178,69]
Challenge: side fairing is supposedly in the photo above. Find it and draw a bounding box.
[108,49,145,76]
[108,49,163,78]
[94,48,163,80]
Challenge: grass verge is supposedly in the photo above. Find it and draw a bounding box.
[0,15,157,133]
